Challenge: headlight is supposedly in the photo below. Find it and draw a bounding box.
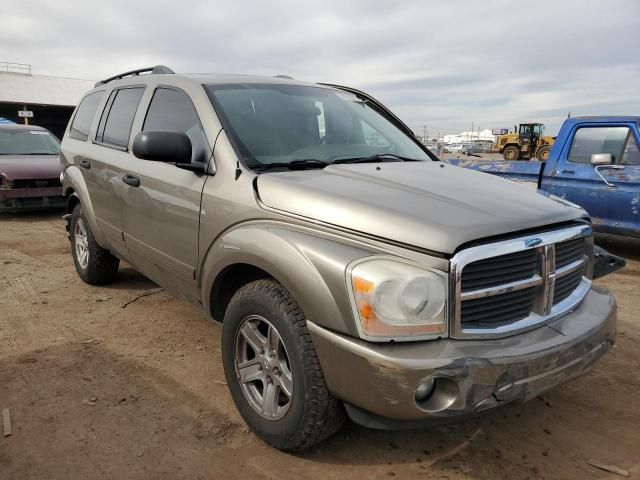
[347,258,448,341]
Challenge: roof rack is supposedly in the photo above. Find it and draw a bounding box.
[94,65,174,88]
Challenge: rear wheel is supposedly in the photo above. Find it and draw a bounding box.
[70,204,119,285]
[222,279,344,451]
[503,145,520,161]
[536,146,551,161]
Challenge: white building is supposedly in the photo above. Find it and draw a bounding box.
[443,129,496,144]
[0,62,94,139]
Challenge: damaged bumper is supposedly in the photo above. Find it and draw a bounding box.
[0,187,64,212]
[308,286,616,429]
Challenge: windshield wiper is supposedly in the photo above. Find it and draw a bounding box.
[251,159,329,171]
[332,153,419,164]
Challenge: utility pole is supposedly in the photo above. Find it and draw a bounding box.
[422,125,427,144]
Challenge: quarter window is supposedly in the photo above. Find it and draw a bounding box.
[98,87,144,149]
[621,132,640,165]
[143,88,208,163]
[69,91,104,141]
[568,127,629,163]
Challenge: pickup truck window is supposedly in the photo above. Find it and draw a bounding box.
[621,131,640,165]
[568,126,629,163]
[205,83,429,168]
[143,88,208,163]
[98,87,145,149]
[69,91,104,141]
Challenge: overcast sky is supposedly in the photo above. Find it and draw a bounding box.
[1,0,638,135]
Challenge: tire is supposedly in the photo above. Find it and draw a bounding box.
[503,145,520,161]
[70,203,119,285]
[536,146,551,161]
[222,279,345,451]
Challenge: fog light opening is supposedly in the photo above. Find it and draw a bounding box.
[415,379,436,402]
[414,377,459,413]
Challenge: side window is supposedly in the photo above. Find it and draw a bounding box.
[621,132,640,165]
[143,88,208,162]
[69,91,104,141]
[97,87,144,149]
[568,127,629,163]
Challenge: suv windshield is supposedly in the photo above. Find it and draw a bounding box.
[0,129,60,155]
[205,83,430,169]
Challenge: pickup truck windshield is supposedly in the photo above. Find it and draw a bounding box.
[0,129,60,155]
[205,83,430,169]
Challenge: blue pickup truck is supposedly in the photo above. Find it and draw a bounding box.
[448,117,640,239]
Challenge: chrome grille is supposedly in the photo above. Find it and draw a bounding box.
[555,237,586,268]
[461,249,537,292]
[461,287,537,328]
[553,264,585,305]
[451,225,593,339]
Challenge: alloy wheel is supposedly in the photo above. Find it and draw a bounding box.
[234,315,293,420]
[74,218,89,269]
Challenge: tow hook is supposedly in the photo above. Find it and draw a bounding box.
[62,213,72,240]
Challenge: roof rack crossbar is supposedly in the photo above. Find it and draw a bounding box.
[94,65,174,88]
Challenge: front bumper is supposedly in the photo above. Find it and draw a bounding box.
[0,187,64,212]
[308,286,616,428]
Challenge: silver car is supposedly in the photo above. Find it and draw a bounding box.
[60,66,617,451]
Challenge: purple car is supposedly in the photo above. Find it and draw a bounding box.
[0,123,64,212]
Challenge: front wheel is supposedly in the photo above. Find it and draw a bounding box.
[222,279,344,451]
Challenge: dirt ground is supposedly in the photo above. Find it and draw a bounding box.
[1,212,639,480]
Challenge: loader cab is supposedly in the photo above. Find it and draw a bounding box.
[519,123,544,140]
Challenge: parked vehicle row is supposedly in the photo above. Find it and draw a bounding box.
[60,66,620,451]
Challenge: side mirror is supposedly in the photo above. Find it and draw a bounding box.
[590,153,612,166]
[132,131,192,164]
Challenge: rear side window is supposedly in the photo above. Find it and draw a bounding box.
[143,88,208,162]
[568,127,629,163]
[97,87,144,149]
[69,91,104,141]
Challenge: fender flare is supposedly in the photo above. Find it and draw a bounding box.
[200,222,370,336]
[62,166,106,246]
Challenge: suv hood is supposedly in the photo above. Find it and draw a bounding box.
[255,162,585,255]
[0,155,61,181]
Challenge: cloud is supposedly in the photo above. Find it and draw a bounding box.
[1,0,638,134]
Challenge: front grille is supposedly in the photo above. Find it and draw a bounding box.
[12,178,61,189]
[461,249,537,292]
[553,267,584,305]
[461,287,537,328]
[555,237,585,268]
[454,226,593,337]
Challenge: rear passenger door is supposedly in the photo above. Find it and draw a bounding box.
[121,87,210,301]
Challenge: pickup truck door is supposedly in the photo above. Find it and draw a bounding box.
[120,87,210,303]
[545,123,640,238]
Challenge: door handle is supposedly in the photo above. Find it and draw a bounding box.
[79,159,91,169]
[122,174,140,187]
[560,169,575,174]
[594,165,624,188]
